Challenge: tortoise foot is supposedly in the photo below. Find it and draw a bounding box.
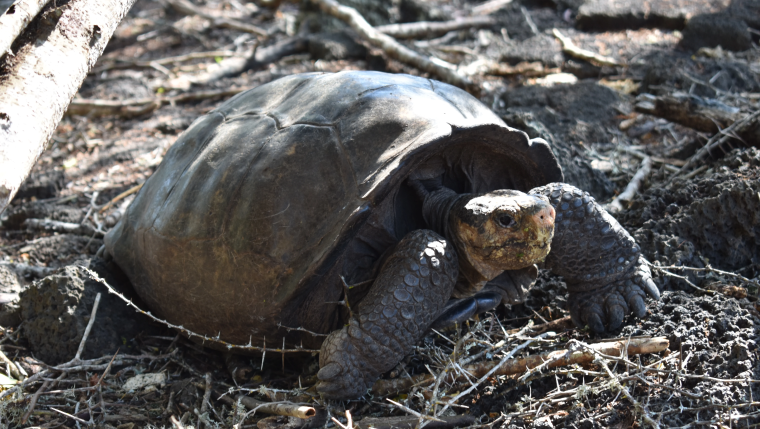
[316,230,458,399]
[568,257,660,333]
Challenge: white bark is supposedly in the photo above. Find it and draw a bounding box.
[0,0,138,214]
[0,0,50,58]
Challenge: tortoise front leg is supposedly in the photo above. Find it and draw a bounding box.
[529,183,660,333]
[316,230,458,399]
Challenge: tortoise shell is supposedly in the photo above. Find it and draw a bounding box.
[104,71,562,348]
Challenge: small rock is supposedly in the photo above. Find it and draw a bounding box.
[19,264,157,364]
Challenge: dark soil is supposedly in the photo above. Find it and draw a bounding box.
[0,0,758,427]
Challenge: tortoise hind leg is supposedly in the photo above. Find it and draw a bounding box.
[316,230,458,399]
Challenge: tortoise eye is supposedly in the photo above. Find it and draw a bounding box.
[497,214,515,228]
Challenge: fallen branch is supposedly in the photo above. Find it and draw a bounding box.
[371,336,669,396]
[635,92,742,133]
[311,0,472,90]
[0,0,139,215]
[552,28,620,67]
[164,0,266,37]
[375,16,494,39]
[605,157,652,213]
[0,0,49,58]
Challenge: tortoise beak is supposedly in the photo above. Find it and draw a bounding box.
[531,204,555,230]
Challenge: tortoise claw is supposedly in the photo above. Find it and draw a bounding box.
[568,257,660,332]
[430,291,502,330]
[586,312,605,333]
[607,304,625,330]
[629,295,647,318]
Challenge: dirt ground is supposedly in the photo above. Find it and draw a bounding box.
[0,0,759,427]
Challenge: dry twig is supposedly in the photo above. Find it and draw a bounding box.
[552,28,620,67]
[311,0,472,90]
[606,157,652,213]
[165,37,308,90]
[372,336,669,396]
[375,17,494,39]
[673,109,760,177]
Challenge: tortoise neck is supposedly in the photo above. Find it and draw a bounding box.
[420,186,464,240]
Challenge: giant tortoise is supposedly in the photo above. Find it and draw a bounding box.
[104,71,660,399]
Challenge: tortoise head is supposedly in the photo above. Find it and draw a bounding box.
[449,190,555,291]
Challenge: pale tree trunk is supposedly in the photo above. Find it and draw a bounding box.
[0,0,51,58]
[0,0,138,214]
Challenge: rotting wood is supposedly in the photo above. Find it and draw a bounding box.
[0,0,50,58]
[635,92,742,133]
[311,0,472,90]
[163,0,266,37]
[552,28,620,67]
[375,16,494,39]
[0,0,140,216]
[371,336,669,396]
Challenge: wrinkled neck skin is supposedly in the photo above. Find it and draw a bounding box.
[415,185,500,298]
